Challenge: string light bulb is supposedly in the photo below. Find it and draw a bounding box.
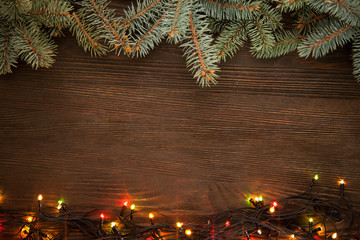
[185,229,192,236]
[111,222,116,228]
[257,228,262,235]
[38,194,43,210]
[176,222,183,228]
[332,233,337,239]
[27,216,33,222]
[258,196,263,201]
[269,206,275,213]
[309,218,313,224]
[123,201,128,207]
[339,179,345,197]
[130,204,135,210]
[149,213,154,225]
[225,220,230,227]
[291,234,295,239]
[314,174,319,181]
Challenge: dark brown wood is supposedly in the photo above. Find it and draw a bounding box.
[1,1,360,215]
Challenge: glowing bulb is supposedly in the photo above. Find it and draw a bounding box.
[111,222,116,228]
[38,194,43,201]
[176,222,183,228]
[57,204,62,210]
[27,216,33,222]
[314,174,319,180]
[309,218,313,223]
[272,201,278,207]
[130,204,135,210]
[269,206,275,213]
[225,220,230,227]
[149,213,154,219]
[100,213,105,219]
[339,179,345,185]
[257,228,262,235]
[255,197,259,202]
[58,200,63,205]
[185,229,192,236]
[258,196,263,201]
[123,201,128,207]
[332,233,337,239]
[291,234,295,239]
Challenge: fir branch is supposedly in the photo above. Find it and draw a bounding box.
[256,2,283,30]
[0,0,31,22]
[163,0,191,44]
[0,26,18,74]
[130,10,168,57]
[181,11,219,87]
[124,0,162,25]
[14,20,57,69]
[30,0,73,28]
[200,0,261,21]
[70,12,107,57]
[297,13,329,31]
[305,0,360,26]
[275,0,306,12]
[352,33,360,82]
[298,18,357,58]
[216,21,247,62]
[255,30,301,58]
[247,19,276,57]
[85,0,126,53]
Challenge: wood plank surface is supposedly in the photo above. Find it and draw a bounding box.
[1,1,360,215]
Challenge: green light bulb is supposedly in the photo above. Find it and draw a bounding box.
[314,175,319,180]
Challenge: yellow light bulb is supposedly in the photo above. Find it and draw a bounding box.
[185,229,192,236]
[291,234,295,239]
[130,204,135,210]
[27,216,33,222]
[57,204,62,210]
[309,218,313,223]
[257,228,262,235]
[269,206,275,213]
[149,213,154,219]
[339,179,345,185]
[255,197,259,202]
[176,222,183,228]
[111,222,116,228]
[38,194,43,201]
[332,233,337,239]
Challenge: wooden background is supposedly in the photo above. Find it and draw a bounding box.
[1,1,360,216]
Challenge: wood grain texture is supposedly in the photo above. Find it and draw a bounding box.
[1,0,360,215]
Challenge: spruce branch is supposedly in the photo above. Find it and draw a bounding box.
[298,18,357,58]
[128,9,168,57]
[163,0,191,44]
[0,0,31,22]
[14,19,57,69]
[305,0,360,27]
[78,0,127,54]
[216,21,247,62]
[124,0,163,32]
[247,18,276,57]
[353,33,360,82]
[30,0,73,28]
[200,0,261,21]
[70,12,107,57]
[0,25,18,74]
[181,10,219,87]
[296,13,329,32]
[274,0,305,12]
[255,30,301,58]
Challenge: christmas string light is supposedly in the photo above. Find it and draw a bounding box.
[0,177,359,240]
